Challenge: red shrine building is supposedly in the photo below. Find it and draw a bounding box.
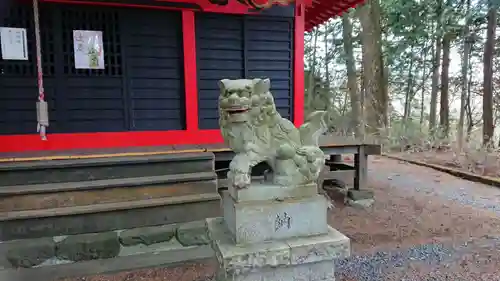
[0,0,362,154]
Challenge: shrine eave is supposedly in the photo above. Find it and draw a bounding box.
[304,0,365,31]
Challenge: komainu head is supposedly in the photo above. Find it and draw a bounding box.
[218,78,276,124]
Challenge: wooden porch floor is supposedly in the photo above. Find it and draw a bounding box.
[0,136,378,163]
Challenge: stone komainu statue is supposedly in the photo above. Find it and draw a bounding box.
[218,78,334,190]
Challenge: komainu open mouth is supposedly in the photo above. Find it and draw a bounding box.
[225,107,249,115]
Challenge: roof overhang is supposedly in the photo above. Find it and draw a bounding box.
[304,0,365,31]
[30,0,364,29]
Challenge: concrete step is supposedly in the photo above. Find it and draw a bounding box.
[1,175,218,213]
[0,152,214,186]
[0,172,216,196]
[0,152,221,242]
[1,193,221,241]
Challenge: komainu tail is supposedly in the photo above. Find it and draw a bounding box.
[299,110,330,146]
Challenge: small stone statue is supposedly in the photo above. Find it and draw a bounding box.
[218,78,333,190]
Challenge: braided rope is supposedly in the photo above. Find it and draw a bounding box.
[32,0,47,140]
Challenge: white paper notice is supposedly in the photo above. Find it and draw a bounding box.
[73,30,105,69]
[0,27,28,60]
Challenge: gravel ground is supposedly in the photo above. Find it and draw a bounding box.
[370,156,500,215]
[59,157,500,281]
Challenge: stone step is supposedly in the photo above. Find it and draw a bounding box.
[0,172,216,196]
[0,220,215,281]
[0,152,214,186]
[1,193,221,241]
[1,175,217,212]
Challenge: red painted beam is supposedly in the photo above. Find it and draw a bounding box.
[41,0,260,14]
[0,130,224,153]
[42,0,188,11]
[182,10,199,132]
[293,3,305,126]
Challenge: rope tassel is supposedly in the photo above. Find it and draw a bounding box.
[37,100,49,139]
[33,0,48,140]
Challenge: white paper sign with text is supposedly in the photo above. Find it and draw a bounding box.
[0,27,28,60]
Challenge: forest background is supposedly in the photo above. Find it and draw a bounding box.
[306,0,500,175]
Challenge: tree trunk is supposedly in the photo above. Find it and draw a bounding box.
[429,0,442,135]
[466,62,474,141]
[307,28,319,113]
[360,69,365,118]
[419,48,428,127]
[483,2,496,147]
[342,13,363,138]
[458,0,471,150]
[439,33,451,138]
[324,25,333,111]
[358,0,388,135]
[403,44,415,124]
[324,25,330,88]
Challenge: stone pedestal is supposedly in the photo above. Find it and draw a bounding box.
[222,192,328,244]
[207,185,351,281]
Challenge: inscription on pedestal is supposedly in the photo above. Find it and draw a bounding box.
[274,212,292,232]
[222,191,328,244]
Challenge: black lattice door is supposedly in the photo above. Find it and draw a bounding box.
[1,3,185,135]
[57,5,127,133]
[0,2,56,134]
[121,9,185,131]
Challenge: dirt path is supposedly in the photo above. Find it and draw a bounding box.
[331,156,500,280]
[60,157,500,281]
[391,150,500,178]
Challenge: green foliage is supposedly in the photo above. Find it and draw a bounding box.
[304,0,497,148]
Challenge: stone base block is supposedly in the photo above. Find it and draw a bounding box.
[216,260,336,281]
[228,182,318,202]
[222,191,328,244]
[55,232,121,262]
[347,190,374,201]
[207,217,350,281]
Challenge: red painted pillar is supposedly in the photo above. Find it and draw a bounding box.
[293,3,305,126]
[182,10,199,132]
